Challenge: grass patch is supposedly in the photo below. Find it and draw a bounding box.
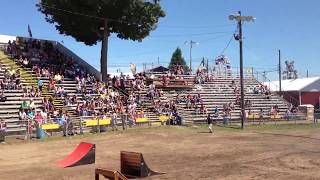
[3,123,320,145]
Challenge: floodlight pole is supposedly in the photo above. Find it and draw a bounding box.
[187,40,198,74]
[279,49,282,95]
[229,11,255,129]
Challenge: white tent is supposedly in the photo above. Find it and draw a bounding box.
[263,77,320,105]
[263,77,320,92]
[0,34,16,44]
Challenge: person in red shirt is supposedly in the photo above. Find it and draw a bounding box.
[34,111,43,125]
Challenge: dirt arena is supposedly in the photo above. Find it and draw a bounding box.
[1,124,320,180]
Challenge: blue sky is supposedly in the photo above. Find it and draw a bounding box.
[0,0,320,80]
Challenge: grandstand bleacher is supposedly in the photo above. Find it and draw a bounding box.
[0,36,306,137]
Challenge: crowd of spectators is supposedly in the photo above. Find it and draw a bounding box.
[2,38,299,133]
[0,67,22,90]
[175,93,208,115]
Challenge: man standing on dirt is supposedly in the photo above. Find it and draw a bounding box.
[207,114,213,133]
[111,112,118,131]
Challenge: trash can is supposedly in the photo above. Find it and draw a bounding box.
[223,117,229,125]
[0,129,5,142]
[36,127,46,139]
[99,125,107,132]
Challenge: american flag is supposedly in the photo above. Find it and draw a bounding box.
[28,24,32,38]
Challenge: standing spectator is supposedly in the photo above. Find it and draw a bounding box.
[213,106,219,117]
[259,108,264,124]
[207,114,213,133]
[111,112,118,131]
[0,91,6,102]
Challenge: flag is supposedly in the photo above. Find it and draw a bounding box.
[130,63,136,75]
[28,24,32,38]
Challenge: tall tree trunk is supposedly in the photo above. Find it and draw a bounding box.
[101,19,109,82]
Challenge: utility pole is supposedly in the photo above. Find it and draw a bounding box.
[185,40,198,74]
[229,11,255,129]
[307,70,309,78]
[279,49,282,95]
[206,58,209,73]
[157,56,160,65]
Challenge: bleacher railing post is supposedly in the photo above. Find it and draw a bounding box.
[80,117,83,135]
[97,118,100,133]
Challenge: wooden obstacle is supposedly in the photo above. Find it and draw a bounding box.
[95,168,128,180]
[120,151,156,178]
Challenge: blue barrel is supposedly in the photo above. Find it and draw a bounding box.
[36,127,46,139]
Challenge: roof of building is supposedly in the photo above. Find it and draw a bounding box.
[148,66,169,72]
[263,77,320,92]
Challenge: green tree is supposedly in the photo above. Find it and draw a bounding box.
[168,48,189,72]
[37,0,165,82]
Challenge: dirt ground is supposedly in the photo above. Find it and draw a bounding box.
[1,125,320,180]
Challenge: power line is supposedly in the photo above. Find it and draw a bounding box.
[219,31,236,55]
[198,33,233,44]
[159,24,234,29]
[148,31,234,38]
[39,4,105,21]
[39,3,234,39]
[40,3,235,31]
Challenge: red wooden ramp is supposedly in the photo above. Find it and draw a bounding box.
[57,142,95,168]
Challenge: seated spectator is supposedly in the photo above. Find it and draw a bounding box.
[231,79,235,87]
[27,109,35,120]
[235,95,241,105]
[0,118,6,131]
[40,108,48,123]
[253,86,259,94]
[234,85,239,94]
[19,109,27,121]
[29,99,35,109]
[200,104,207,114]
[265,89,271,99]
[55,86,67,97]
[54,73,62,84]
[245,99,252,108]
[228,101,235,110]
[0,91,6,102]
[23,58,29,66]
[38,79,43,92]
[213,106,219,117]
[49,79,56,90]
[20,100,30,110]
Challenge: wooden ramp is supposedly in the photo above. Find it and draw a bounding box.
[95,168,128,180]
[120,151,162,178]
